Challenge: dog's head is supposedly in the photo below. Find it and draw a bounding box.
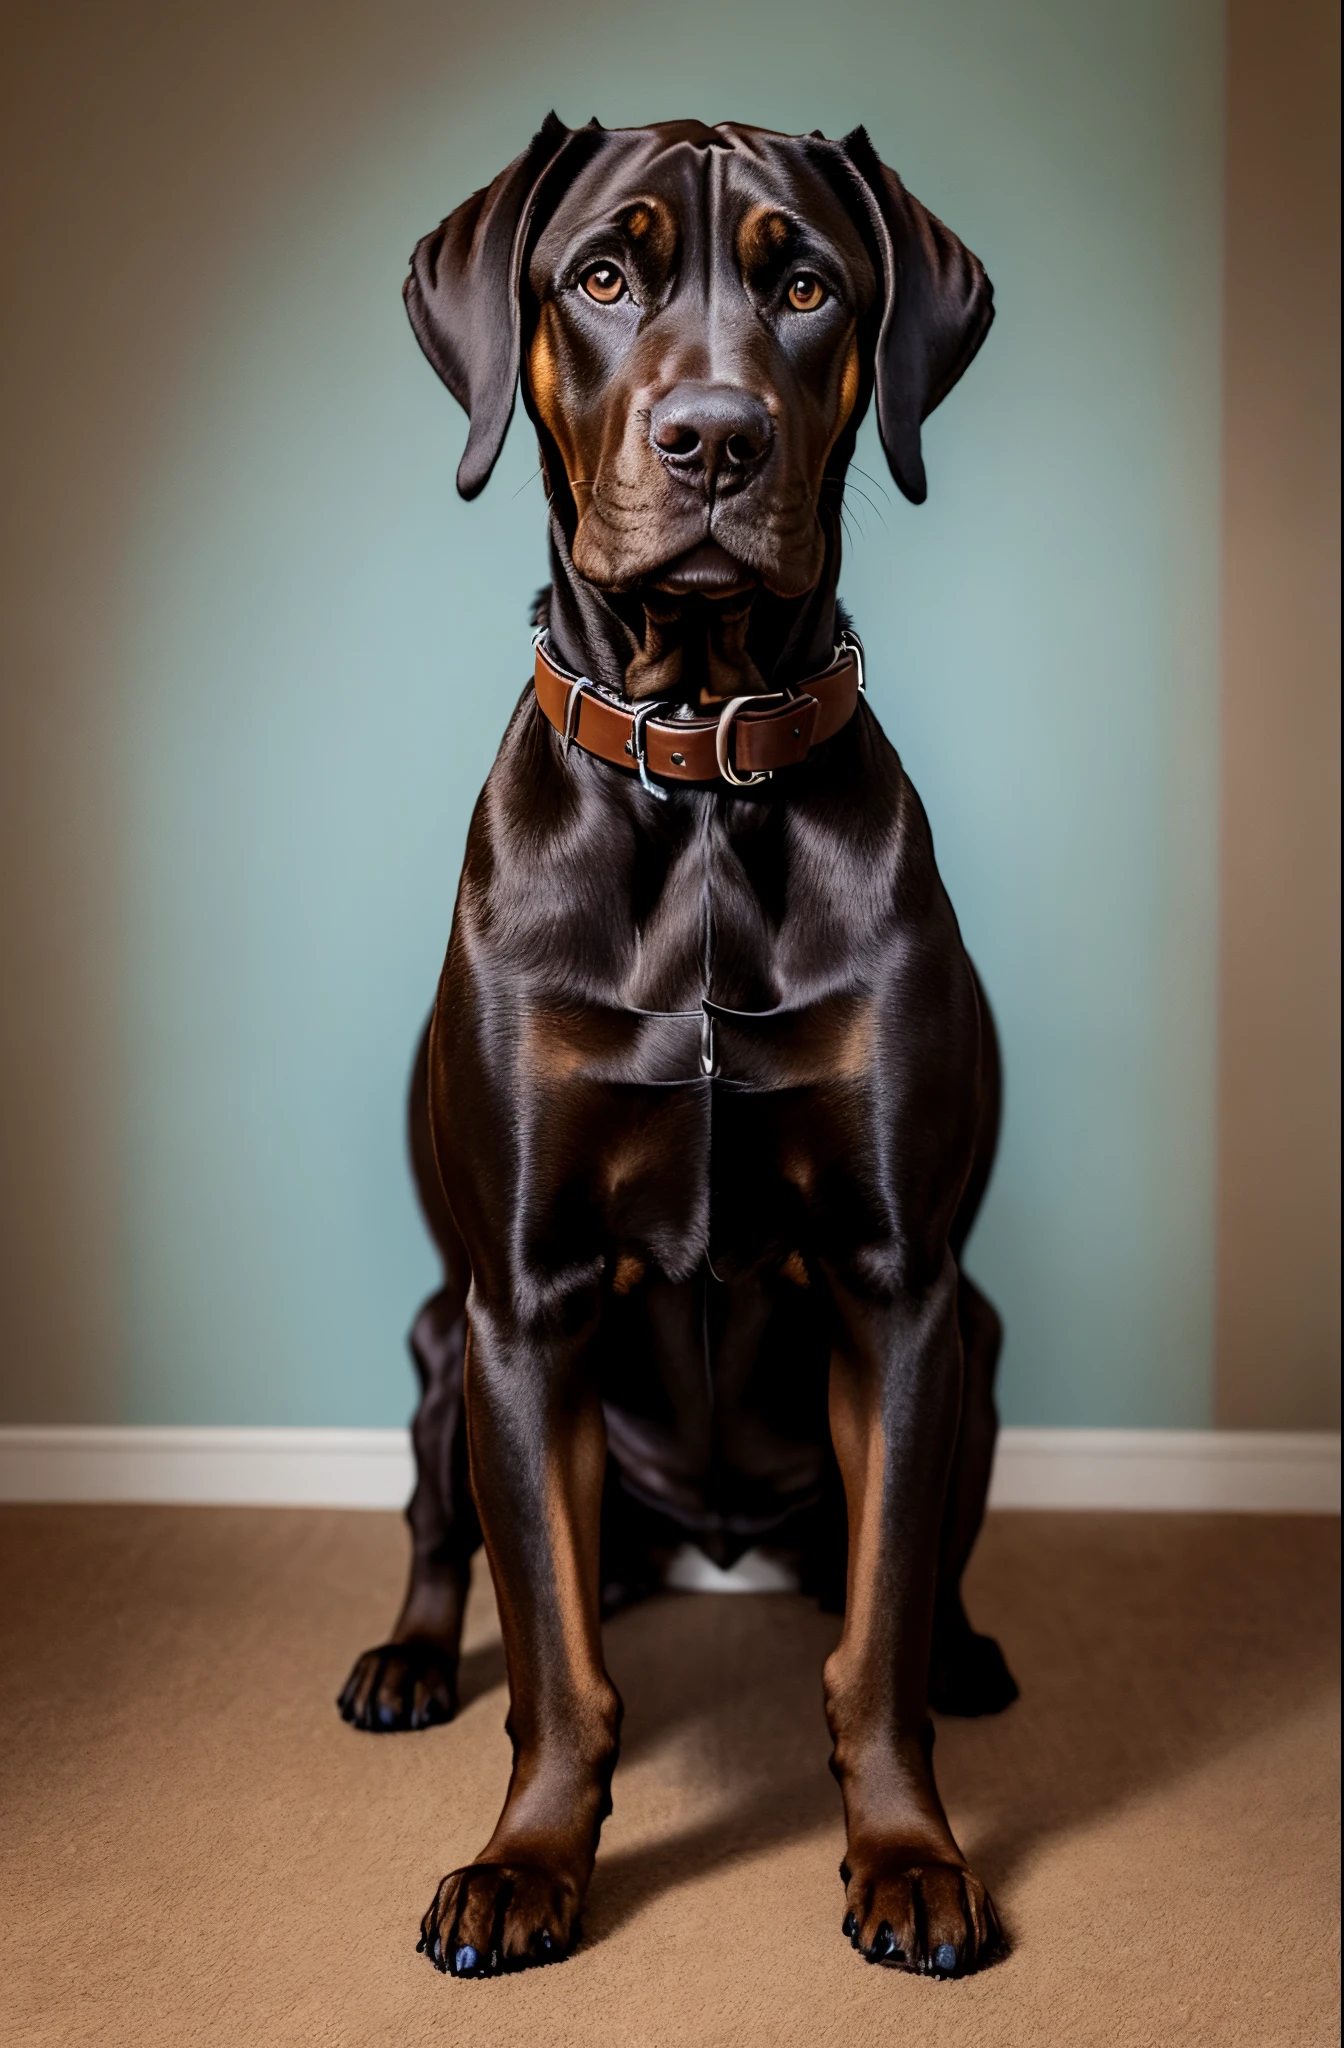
[407,117,992,664]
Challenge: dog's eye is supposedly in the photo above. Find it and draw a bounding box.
[786,273,827,312]
[581,264,627,304]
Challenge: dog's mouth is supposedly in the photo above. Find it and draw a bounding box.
[649,540,757,601]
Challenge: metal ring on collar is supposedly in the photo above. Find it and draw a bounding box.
[837,629,865,694]
[715,695,773,787]
[561,677,587,757]
[630,698,670,801]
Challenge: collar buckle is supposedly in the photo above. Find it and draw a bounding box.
[715,691,795,787]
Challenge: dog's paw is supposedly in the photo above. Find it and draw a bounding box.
[929,1622,1019,1718]
[418,1862,578,1976]
[336,1640,457,1732]
[841,1857,1003,1976]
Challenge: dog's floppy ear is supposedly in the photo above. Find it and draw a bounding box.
[838,127,993,506]
[405,113,600,499]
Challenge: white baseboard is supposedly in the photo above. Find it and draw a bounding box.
[0,1425,1337,1515]
[0,1426,414,1509]
[987,1427,1340,1512]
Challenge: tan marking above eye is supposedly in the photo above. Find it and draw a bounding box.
[581,263,626,303]
[787,273,827,312]
[737,206,796,276]
[625,206,651,239]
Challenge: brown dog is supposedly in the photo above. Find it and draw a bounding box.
[338,115,1016,1981]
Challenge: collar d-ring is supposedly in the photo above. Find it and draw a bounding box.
[838,628,865,694]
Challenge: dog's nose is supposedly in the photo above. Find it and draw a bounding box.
[649,383,773,487]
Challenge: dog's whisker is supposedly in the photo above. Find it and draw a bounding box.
[850,462,891,504]
[843,482,887,528]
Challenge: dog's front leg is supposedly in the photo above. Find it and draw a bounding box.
[419,1285,620,1978]
[824,1250,1003,1976]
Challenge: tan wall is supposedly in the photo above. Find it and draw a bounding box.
[1215,0,1342,1426]
[0,0,434,1421]
[0,16,130,1421]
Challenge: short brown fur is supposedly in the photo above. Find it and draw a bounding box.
[342,116,1009,1988]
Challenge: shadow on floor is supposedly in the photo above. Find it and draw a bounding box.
[579,1513,1339,1945]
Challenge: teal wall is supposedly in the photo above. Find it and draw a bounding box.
[114,0,1223,1426]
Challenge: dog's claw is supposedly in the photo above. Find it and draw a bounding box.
[843,1855,996,1975]
[842,1910,857,1939]
[868,1921,896,1963]
[423,1861,581,1982]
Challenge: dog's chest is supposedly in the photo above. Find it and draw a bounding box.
[464,733,950,1287]
[520,812,891,1286]
[526,795,886,1095]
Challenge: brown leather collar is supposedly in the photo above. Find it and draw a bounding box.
[533,632,864,794]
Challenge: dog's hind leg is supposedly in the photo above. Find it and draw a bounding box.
[338,1021,481,1733]
[928,1273,1018,1715]
[337,1278,480,1731]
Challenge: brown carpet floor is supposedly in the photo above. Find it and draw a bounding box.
[1,1508,1338,2048]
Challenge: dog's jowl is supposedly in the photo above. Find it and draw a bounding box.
[337,116,1017,1981]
